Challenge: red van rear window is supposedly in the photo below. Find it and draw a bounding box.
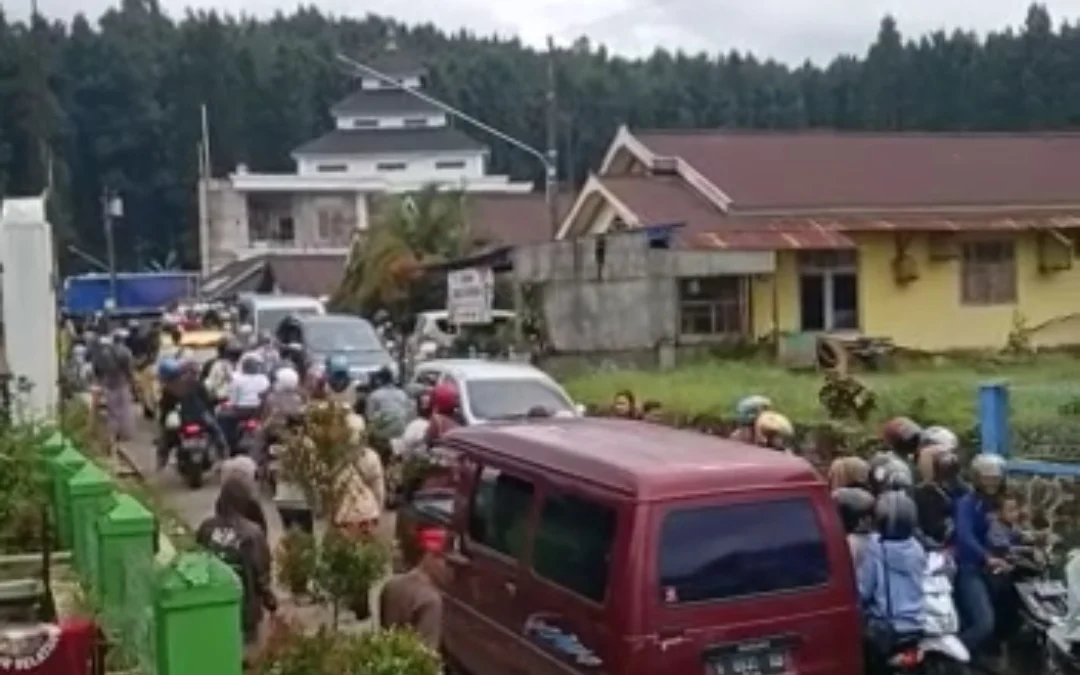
[657,497,830,604]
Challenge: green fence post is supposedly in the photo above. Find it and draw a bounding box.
[48,446,87,549]
[97,494,156,630]
[67,462,115,586]
[155,551,243,675]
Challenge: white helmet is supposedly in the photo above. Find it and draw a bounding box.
[971,453,1006,482]
[920,426,958,452]
[274,366,300,391]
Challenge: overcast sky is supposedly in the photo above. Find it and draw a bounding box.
[17,0,1080,65]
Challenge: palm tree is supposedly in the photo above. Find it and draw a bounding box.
[331,184,473,315]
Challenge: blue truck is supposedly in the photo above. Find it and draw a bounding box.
[62,272,199,315]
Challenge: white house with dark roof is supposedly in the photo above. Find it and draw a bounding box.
[198,40,534,292]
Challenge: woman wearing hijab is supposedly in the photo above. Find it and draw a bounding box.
[333,414,386,539]
[220,455,268,534]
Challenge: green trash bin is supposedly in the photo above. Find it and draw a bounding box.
[155,551,243,675]
[48,446,87,549]
[97,494,156,632]
[67,462,115,586]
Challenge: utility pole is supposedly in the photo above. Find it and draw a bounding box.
[102,190,123,314]
[545,36,560,237]
[334,53,561,237]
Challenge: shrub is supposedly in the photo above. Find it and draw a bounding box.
[256,621,440,675]
[276,529,318,598]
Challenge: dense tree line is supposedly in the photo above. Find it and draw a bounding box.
[0,1,1076,270]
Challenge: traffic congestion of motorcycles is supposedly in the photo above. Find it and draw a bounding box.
[56,293,1080,675]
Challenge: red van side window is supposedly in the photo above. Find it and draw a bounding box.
[533,492,615,603]
[467,467,534,559]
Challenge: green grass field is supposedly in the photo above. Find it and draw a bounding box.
[563,354,1080,429]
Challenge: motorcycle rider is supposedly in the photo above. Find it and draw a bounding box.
[858,490,927,674]
[920,425,959,453]
[832,486,877,568]
[204,338,243,404]
[364,366,414,453]
[914,448,965,546]
[731,395,772,442]
[221,353,270,455]
[156,357,223,468]
[426,382,462,445]
[953,453,1010,668]
[881,416,923,461]
[828,455,871,491]
[322,355,357,408]
[752,410,795,452]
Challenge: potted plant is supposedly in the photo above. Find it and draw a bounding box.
[312,528,390,626]
[276,529,318,599]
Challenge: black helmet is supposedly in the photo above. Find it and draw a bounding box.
[222,338,243,359]
[875,491,918,540]
[832,487,876,534]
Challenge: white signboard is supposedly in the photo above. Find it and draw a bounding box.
[447,266,494,325]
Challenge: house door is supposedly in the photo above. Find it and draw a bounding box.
[798,251,859,331]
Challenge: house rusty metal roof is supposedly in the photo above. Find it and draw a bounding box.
[632,130,1080,210]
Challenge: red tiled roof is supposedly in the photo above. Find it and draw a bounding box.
[464,192,571,247]
[632,130,1080,211]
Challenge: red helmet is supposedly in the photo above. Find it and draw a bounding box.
[431,382,459,415]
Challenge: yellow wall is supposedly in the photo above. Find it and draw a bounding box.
[749,231,1080,351]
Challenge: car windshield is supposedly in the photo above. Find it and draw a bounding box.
[306,319,382,353]
[257,306,319,333]
[465,378,572,420]
[657,497,830,604]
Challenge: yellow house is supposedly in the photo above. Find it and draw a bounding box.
[555,127,1080,352]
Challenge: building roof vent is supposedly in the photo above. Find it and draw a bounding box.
[651,156,678,175]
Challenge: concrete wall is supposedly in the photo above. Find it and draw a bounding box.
[201,180,365,273]
[295,150,486,182]
[514,231,774,352]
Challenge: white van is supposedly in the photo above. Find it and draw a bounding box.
[236,293,325,336]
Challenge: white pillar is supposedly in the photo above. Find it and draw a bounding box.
[0,197,59,420]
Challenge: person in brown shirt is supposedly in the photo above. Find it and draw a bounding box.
[379,526,451,649]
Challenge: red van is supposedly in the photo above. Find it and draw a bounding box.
[403,417,861,675]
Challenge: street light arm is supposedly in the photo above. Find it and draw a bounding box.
[334,53,551,169]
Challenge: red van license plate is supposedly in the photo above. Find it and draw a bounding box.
[709,645,788,675]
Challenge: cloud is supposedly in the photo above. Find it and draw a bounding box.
[20,0,1080,65]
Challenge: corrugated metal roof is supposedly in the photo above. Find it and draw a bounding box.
[680,229,856,251]
[633,130,1080,210]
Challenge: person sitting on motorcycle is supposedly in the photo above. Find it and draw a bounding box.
[868,452,915,496]
[953,453,1009,667]
[323,355,357,408]
[200,335,231,382]
[204,338,242,404]
[752,411,795,452]
[396,390,432,460]
[920,425,959,453]
[858,490,927,674]
[221,353,270,454]
[914,448,964,547]
[828,455,871,491]
[364,366,414,448]
[833,486,876,568]
[426,382,462,446]
[731,395,772,443]
[156,357,222,468]
[881,416,923,463]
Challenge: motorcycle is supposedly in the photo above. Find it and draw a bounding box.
[887,549,970,674]
[168,410,213,489]
[1012,546,1067,651]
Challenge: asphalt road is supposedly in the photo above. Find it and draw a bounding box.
[121,418,287,544]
